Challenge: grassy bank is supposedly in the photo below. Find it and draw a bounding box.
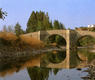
[0,32,44,51]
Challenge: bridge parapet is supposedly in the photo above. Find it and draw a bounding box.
[76,30,95,38]
[40,30,67,41]
[23,30,95,50]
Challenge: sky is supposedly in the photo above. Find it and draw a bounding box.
[0,0,95,30]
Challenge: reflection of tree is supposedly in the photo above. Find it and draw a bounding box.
[27,67,51,80]
[53,68,60,75]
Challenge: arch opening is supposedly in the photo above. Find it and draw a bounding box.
[77,35,95,47]
[45,34,66,47]
[48,50,66,64]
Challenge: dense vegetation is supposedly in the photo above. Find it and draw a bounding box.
[14,23,25,36]
[27,67,61,80]
[77,36,95,47]
[1,10,95,47]
[26,11,65,33]
[27,67,50,80]
[46,34,66,46]
[26,11,66,45]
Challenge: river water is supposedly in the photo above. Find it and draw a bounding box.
[0,48,95,80]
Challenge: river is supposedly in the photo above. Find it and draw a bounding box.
[0,48,95,80]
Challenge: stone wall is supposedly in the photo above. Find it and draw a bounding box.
[23,30,95,49]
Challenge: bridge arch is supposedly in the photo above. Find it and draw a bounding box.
[76,35,95,47]
[44,34,67,46]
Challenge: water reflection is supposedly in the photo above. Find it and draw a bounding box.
[77,48,95,65]
[41,49,85,69]
[0,48,95,80]
[0,53,41,77]
[27,67,51,80]
[40,50,66,67]
[27,48,95,80]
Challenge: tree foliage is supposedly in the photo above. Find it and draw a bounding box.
[27,11,53,32]
[26,11,65,33]
[77,36,95,46]
[2,25,14,32]
[26,11,66,45]
[14,23,24,36]
[0,8,7,20]
[27,67,50,80]
[47,34,66,46]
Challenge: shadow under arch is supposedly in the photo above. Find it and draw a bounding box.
[45,34,67,46]
[76,35,95,47]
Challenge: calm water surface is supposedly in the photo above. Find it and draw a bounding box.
[0,48,95,80]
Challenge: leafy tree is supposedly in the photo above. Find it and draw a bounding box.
[59,23,65,29]
[68,27,70,30]
[14,23,24,36]
[26,11,66,46]
[7,25,14,33]
[53,20,60,29]
[42,12,53,30]
[0,8,7,20]
[27,11,37,32]
[2,25,7,32]
[26,11,53,32]
[2,25,14,33]
[53,20,65,30]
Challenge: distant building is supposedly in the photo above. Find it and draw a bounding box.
[88,24,95,28]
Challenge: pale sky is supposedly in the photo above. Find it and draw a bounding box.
[0,0,95,30]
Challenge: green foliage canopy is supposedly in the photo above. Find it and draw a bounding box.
[27,11,53,32]
[77,36,95,46]
[0,8,7,20]
[26,11,65,33]
[14,23,24,36]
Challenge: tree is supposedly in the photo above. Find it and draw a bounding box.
[2,25,14,33]
[26,11,53,33]
[2,25,7,32]
[0,8,7,20]
[14,23,24,36]
[7,25,14,33]
[53,20,60,29]
[27,11,37,32]
[59,23,65,29]
[53,20,65,29]
[42,12,53,30]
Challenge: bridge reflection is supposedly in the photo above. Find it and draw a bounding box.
[28,48,95,80]
[0,48,95,77]
[41,49,88,69]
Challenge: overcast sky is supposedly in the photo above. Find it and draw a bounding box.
[0,0,95,30]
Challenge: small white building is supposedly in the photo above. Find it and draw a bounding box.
[88,24,95,28]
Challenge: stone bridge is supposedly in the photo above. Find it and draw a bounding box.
[23,30,95,50]
[23,30,95,69]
